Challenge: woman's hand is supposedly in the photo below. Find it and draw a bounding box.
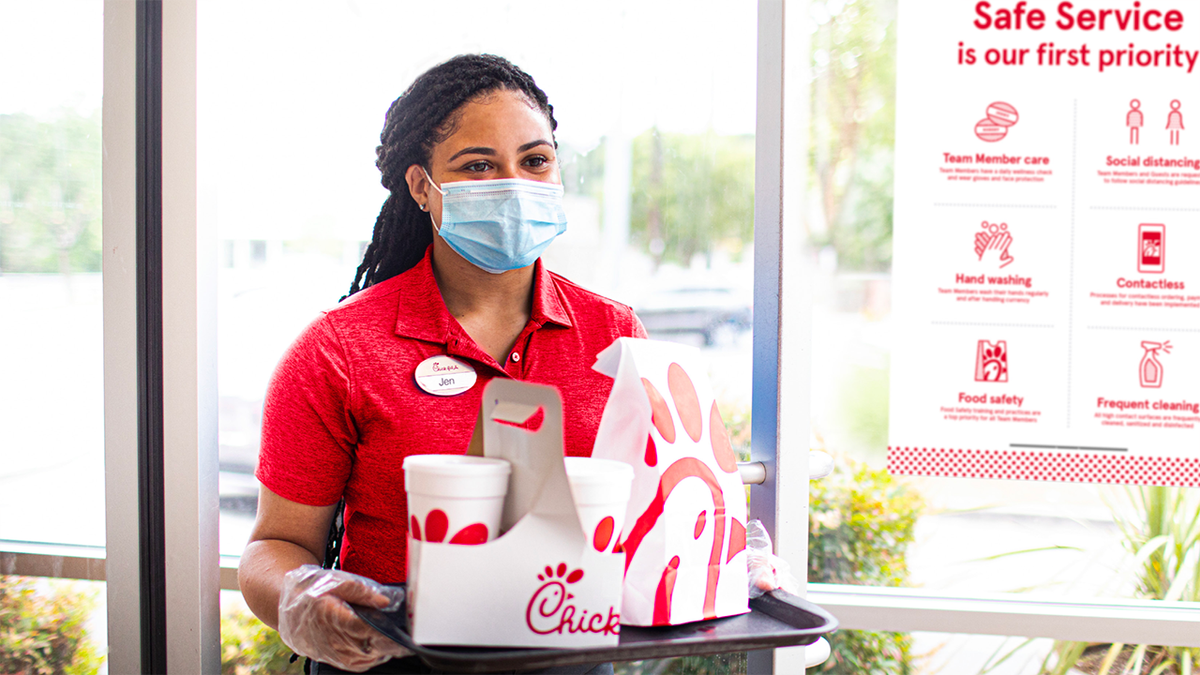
[239,486,411,671]
[278,565,412,672]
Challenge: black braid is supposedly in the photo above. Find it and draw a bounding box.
[343,54,558,299]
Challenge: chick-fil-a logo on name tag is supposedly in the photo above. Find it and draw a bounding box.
[414,355,477,396]
[525,563,620,636]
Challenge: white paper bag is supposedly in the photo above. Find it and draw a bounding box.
[591,338,750,626]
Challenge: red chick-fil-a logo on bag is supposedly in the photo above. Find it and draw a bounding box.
[525,563,620,636]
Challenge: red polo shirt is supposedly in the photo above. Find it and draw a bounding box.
[257,247,646,583]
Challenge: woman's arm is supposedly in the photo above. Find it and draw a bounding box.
[238,484,339,629]
[239,486,411,671]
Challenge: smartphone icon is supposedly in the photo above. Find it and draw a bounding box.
[1139,224,1165,273]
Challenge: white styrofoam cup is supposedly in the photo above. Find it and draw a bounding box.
[403,455,511,545]
[564,456,635,553]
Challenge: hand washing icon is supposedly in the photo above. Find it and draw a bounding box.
[975,221,1014,268]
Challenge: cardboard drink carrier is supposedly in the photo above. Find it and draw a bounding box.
[591,338,750,626]
[406,338,749,647]
[405,378,624,648]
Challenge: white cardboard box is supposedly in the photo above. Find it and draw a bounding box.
[406,379,625,648]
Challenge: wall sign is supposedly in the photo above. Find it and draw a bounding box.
[888,0,1200,486]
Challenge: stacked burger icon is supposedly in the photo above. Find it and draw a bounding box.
[974,102,1020,142]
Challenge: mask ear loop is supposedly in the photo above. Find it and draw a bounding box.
[421,167,445,232]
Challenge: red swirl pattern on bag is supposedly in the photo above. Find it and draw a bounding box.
[726,518,746,564]
[642,378,675,443]
[620,457,726,623]
[644,435,658,467]
[621,358,749,625]
[653,556,681,625]
[668,364,703,442]
[709,401,738,474]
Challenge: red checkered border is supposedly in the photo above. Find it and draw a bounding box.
[888,446,1200,487]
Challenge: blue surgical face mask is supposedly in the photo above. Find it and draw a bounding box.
[425,170,568,274]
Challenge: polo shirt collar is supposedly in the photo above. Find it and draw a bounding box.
[393,247,572,345]
[533,258,572,329]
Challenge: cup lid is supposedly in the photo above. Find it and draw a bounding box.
[403,455,512,497]
[564,457,634,506]
[402,454,512,476]
[563,456,635,484]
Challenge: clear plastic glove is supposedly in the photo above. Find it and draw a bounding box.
[745,520,801,599]
[278,565,412,672]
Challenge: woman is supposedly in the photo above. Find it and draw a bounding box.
[238,54,645,673]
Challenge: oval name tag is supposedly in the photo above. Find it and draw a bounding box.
[414,355,477,396]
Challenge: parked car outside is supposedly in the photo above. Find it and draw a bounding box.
[634,285,752,346]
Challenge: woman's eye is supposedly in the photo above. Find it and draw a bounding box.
[524,155,551,168]
[464,161,491,172]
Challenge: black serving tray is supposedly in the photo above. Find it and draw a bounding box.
[350,588,837,674]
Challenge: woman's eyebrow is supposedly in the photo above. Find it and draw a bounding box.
[518,139,553,152]
[447,146,495,161]
[447,140,552,162]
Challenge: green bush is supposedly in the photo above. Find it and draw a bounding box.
[808,457,923,674]
[220,605,302,675]
[0,576,103,675]
[1039,486,1200,675]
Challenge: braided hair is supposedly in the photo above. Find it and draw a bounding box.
[344,54,558,298]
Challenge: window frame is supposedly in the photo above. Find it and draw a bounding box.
[10,0,1184,672]
[748,0,813,671]
[103,0,220,672]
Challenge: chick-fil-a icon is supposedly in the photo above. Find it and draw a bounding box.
[525,563,620,636]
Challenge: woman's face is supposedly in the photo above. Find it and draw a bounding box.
[406,89,559,227]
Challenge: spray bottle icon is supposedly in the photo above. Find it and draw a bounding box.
[1139,340,1172,388]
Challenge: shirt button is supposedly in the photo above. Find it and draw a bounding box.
[510,352,521,363]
